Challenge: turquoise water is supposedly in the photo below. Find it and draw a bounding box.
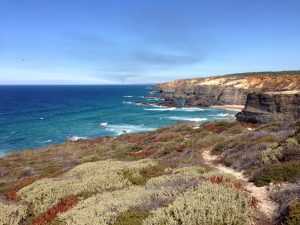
[0,85,237,156]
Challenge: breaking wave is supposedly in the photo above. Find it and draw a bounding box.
[167,117,208,122]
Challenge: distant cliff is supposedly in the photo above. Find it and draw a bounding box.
[156,71,300,123]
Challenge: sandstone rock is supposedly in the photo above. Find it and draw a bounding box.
[157,75,300,107]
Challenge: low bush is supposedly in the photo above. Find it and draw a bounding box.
[113,210,150,225]
[123,163,167,185]
[228,125,244,134]
[215,121,236,132]
[212,142,227,155]
[18,160,156,215]
[80,155,102,163]
[0,203,27,225]
[252,161,300,186]
[31,195,79,225]
[282,200,300,225]
[36,164,63,177]
[260,146,283,166]
[143,182,252,225]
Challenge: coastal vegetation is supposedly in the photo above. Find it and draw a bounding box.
[0,120,299,224]
[217,70,300,78]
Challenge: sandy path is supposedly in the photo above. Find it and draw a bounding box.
[202,151,278,222]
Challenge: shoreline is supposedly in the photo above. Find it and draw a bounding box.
[1,103,241,157]
[210,104,244,112]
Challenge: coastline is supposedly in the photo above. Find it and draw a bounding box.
[210,105,244,112]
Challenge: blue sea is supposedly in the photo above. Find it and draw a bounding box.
[0,85,237,156]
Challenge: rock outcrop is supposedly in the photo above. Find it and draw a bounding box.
[157,72,300,123]
[157,74,300,107]
[236,91,300,124]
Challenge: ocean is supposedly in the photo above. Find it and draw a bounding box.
[0,85,237,156]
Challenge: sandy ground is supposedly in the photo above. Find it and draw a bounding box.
[210,105,245,112]
[202,151,278,224]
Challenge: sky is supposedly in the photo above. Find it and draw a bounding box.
[0,0,300,84]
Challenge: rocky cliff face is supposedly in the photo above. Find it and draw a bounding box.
[157,75,300,107]
[157,72,300,123]
[236,91,300,124]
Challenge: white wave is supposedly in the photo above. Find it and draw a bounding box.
[167,117,208,122]
[123,95,145,98]
[40,117,44,120]
[144,107,176,111]
[145,98,161,101]
[144,106,204,112]
[100,122,108,126]
[148,104,165,108]
[105,124,155,135]
[44,139,52,143]
[68,136,89,141]
[177,107,204,112]
[209,113,235,117]
[217,113,230,117]
[122,101,143,106]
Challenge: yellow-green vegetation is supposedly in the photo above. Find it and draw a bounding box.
[113,210,150,225]
[0,157,252,225]
[143,183,252,225]
[253,161,300,187]
[18,160,156,215]
[0,120,299,224]
[56,165,207,224]
[0,203,26,225]
[260,144,283,166]
[284,200,300,225]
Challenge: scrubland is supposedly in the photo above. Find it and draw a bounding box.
[0,120,299,224]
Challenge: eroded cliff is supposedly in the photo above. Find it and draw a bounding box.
[236,91,300,124]
[156,71,300,123]
[157,73,300,107]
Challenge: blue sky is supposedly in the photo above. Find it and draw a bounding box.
[0,0,299,84]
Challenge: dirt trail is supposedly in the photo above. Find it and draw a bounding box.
[202,151,278,223]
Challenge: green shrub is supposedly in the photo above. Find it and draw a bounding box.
[283,201,300,225]
[257,135,279,143]
[215,121,235,132]
[143,182,252,225]
[36,164,63,177]
[118,144,143,153]
[113,210,150,225]
[123,164,167,185]
[80,156,102,163]
[228,125,244,134]
[253,161,300,186]
[212,142,227,155]
[260,146,283,165]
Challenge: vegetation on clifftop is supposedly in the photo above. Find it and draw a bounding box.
[216,70,300,78]
[0,120,299,224]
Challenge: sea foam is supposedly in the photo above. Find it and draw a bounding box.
[68,136,89,141]
[144,107,177,111]
[105,124,155,135]
[167,117,208,122]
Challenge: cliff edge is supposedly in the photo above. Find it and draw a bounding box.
[236,91,300,124]
[156,71,300,123]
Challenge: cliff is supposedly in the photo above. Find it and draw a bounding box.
[236,91,300,124]
[156,71,300,123]
[156,73,300,107]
